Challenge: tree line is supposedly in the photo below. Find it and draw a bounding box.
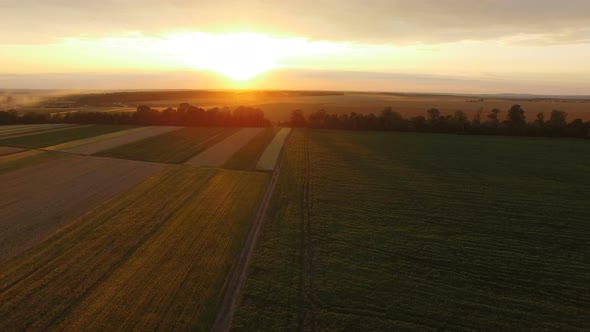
[288,105,590,138]
[1,103,589,138]
[0,104,270,127]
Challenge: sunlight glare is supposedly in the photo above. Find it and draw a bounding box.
[167,32,283,81]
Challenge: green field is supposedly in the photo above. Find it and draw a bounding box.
[0,125,133,148]
[0,166,269,331]
[96,127,239,163]
[233,130,590,331]
[224,127,280,170]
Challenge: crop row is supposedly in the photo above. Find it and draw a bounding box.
[234,129,590,331]
[0,166,269,330]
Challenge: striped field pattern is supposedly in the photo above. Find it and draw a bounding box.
[0,166,269,331]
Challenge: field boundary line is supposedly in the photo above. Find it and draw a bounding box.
[211,129,293,332]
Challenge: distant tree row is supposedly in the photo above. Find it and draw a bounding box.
[288,105,590,138]
[0,104,270,127]
[2,103,589,138]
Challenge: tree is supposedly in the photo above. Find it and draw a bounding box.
[452,110,469,133]
[472,109,482,126]
[487,108,501,128]
[535,112,545,126]
[380,107,394,130]
[427,108,441,122]
[309,109,328,128]
[506,104,526,133]
[548,110,567,135]
[290,109,307,127]
[411,115,427,131]
[530,112,546,136]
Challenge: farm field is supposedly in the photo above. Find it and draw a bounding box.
[97,127,238,163]
[0,124,69,137]
[0,166,269,331]
[185,128,264,167]
[233,130,590,331]
[53,126,180,155]
[224,127,280,170]
[0,124,80,139]
[0,125,133,148]
[0,150,65,175]
[0,155,163,262]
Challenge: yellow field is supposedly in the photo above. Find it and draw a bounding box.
[0,166,269,331]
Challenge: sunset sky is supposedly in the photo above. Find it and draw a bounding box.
[2,1,590,94]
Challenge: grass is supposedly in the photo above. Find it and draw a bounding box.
[224,127,280,170]
[96,127,239,163]
[0,125,133,148]
[0,166,269,331]
[233,130,590,331]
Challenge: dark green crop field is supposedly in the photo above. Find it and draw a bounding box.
[0,125,133,148]
[96,127,239,163]
[233,130,590,331]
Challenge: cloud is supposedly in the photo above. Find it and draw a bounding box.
[2,1,590,45]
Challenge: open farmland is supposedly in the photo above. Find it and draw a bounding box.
[0,150,65,175]
[224,127,280,170]
[97,127,238,163]
[0,155,163,262]
[0,125,133,148]
[0,166,269,331]
[52,126,180,155]
[185,128,264,167]
[233,130,590,331]
[0,124,72,138]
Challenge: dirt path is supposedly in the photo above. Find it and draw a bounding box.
[256,128,292,170]
[211,130,293,332]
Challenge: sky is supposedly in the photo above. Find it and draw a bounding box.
[1,0,590,94]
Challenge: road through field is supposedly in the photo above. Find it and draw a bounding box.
[256,128,292,170]
[185,128,264,167]
[0,155,163,263]
[212,128,291,332]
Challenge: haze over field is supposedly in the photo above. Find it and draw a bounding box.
[2,1,590,94]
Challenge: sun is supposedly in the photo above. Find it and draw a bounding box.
[168,32,281,81]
